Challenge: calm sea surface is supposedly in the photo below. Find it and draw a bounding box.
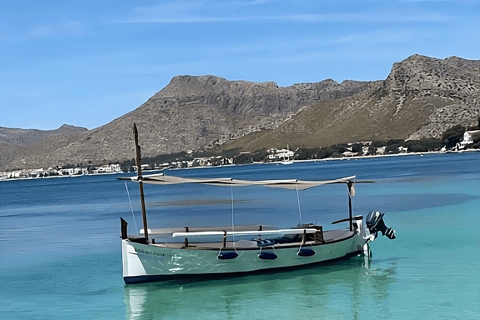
[1,153,479,319]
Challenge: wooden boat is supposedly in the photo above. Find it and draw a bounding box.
[120,124,395,284]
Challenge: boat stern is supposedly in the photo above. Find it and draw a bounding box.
[350,212,395,256]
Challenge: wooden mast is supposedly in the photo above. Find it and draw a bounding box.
[133,123,149,243]
[347,180,354,232]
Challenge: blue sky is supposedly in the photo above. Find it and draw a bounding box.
[1,0,478,130]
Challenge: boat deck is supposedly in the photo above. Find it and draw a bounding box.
[149,229,355,250]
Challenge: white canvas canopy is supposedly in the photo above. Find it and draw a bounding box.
[126,173,357,191]
[171,228,319,238]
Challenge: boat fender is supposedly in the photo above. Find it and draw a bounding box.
[217,251,239,260]
[258,252,278,260]
[297,248,316,257]
[366,211,396,240]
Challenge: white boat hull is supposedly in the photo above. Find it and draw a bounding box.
[122,232,367,284]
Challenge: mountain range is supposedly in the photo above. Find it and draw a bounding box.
[1,54,478,171]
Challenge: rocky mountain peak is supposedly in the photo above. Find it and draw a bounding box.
[56,124,89,133]
[158,75,228,97]
[385,54,479,96]
[143,75,373,122]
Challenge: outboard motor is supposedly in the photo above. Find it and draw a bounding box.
[366,211,396,240]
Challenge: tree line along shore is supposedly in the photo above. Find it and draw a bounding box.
[119,123,480,170]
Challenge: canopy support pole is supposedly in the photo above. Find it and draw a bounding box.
[348,193,353,231]
[133,123,149,244]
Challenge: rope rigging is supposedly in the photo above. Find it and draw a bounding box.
[230,184,237,252]
[124,181,139,235]
[295,183,303,226]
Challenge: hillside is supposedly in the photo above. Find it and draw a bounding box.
[0,125,88,170]
[1,77,372,170]
[1,54,478,171]
[218,55,479,151]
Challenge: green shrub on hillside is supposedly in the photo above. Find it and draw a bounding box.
[404,139,443,152]
[367,146,376,155]
[351,143,363,155]
[252,149,269,162]
[234,153,253,165]
[442,125,465,148]
[385,144,401,154]
[295,148,320,160]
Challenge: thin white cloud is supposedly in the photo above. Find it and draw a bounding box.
[334,29,435,45]
[116,0,262,23]
[399,0,451,2]
[257,12,448,23]
[6,21,86,43]
[114,0,450,24]
[28,25,54,38]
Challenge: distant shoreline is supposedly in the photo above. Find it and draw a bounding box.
[3,149,478,182]
[294,148,479,163]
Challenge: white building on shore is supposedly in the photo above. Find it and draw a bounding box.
[268,147,294,162]
[92,164,121,174]
[460,130,480,147]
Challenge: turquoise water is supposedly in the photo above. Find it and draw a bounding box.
[1,153,479,319]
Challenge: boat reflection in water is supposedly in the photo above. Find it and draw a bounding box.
[124,256,397,319]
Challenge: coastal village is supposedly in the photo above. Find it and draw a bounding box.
[2,129,479,181]
[0,163,122,180]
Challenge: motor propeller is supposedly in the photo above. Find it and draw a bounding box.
[366,211,396,240]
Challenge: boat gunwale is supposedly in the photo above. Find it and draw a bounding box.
[126,229,356,251]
